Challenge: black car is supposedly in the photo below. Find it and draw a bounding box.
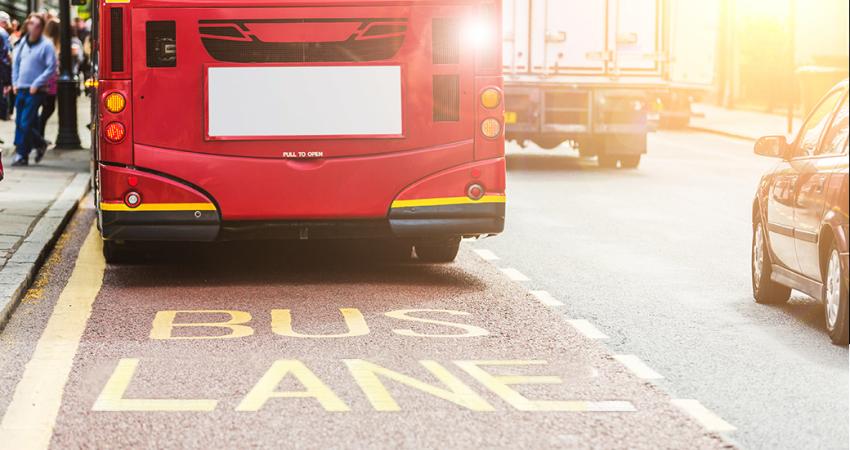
[752,80,849,345]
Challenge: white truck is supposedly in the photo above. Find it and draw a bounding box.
[503,0,719,168]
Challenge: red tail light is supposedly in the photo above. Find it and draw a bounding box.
[105,122,127,143]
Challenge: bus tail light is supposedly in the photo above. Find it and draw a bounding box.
[481,118,502,139]
[105,122,127,143]
[467,183,485,201]
[481,88,501,109]
[104,92,126,113]
[124,191,142,208]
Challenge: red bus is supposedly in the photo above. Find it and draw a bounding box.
[90,0,506,263]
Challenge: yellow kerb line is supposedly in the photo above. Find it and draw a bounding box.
[0,225,106,450]
[99,203,217,212]
[391,195,506,209]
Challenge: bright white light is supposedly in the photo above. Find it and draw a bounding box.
[462,16,494,50]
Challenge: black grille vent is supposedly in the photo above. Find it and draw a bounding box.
[432,18,459,64]
[147,21,177,68]
[110,8,124,72]
[433,75,460,122]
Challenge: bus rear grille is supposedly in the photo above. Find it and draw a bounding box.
[432,18,459,64]
[198,19,407,63]
[110,9,124,72]
[433,75,460,122]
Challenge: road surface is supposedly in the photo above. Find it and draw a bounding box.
[0,130,846,449]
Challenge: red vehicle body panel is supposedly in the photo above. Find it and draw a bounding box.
[95,0,505,241]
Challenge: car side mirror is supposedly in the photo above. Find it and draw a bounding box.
[754,136,790,159]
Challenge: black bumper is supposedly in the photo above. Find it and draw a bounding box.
[101,203,505,242]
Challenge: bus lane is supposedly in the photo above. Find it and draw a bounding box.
[2,210,728,449]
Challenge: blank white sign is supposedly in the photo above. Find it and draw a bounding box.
[207,66,403,138]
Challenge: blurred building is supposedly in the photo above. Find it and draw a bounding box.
[1,0,60,20]
[718,0,849,113]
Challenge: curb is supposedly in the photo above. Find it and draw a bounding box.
[688,126,758,142]
[0,173,91,328]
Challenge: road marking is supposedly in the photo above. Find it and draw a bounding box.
[671,399,737,432]
[613,355,664,380]
[473,249,500,261]
[500,268,530,282]
[529,290,563,306]
[567,320,609,340]
[0,225,105,450]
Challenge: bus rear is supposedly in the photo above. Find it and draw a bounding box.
[93,0,505,262]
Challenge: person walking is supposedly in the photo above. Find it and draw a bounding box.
[1,11,13,125]
[11,14,55,166]
[38,18,60,142]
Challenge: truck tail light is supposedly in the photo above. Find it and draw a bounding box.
[105,122,127,143]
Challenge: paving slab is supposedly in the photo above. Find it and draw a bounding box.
[0,102,92,327]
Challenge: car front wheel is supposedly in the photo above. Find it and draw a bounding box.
[823,245,849,345]
[752,221,791,304]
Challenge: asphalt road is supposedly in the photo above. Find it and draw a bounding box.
[0,130,845,449]
[474,131,849,450]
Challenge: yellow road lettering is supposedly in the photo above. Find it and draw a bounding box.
[455,360,588,412]
[271,308,370,338]
[385,309,490,338]
[93,359,218,412]
[236,360,349,412]
[150,310,254,340]
[344,359,494,412]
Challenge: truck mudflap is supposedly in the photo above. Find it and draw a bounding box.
[388,158,506,238]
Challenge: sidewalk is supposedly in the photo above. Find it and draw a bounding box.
[0,100,91,326]
[690,103,803,141]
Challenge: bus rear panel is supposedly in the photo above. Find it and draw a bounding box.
[94,0,505,246]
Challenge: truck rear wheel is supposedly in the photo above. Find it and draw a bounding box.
[620,155,642,169]
[598,155,619,169]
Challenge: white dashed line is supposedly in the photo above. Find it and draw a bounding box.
[530,290,564,306]
[613,355,664,380]
[671,399,737,432]
[500,268,530,282]
[567,320,609,340]
[473,249,500,261]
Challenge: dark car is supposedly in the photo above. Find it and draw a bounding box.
[752,80,849,345]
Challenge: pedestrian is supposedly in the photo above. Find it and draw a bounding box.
[0,11,13,144]
[39,18,60,142]
[10,13,56,167]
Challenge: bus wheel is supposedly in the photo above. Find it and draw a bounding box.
[103,240,133,265]
[620,155,642,169]
[415,238,461,263]
[378,240,414,262]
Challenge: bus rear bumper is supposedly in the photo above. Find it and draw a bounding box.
[101,210,220,242]
[389,203,505,238]
[98,156,506,242]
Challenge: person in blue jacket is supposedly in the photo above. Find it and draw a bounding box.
[11,13,55,166]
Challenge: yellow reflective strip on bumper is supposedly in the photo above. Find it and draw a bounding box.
[391,195,506,209]
[100,203,217,212]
